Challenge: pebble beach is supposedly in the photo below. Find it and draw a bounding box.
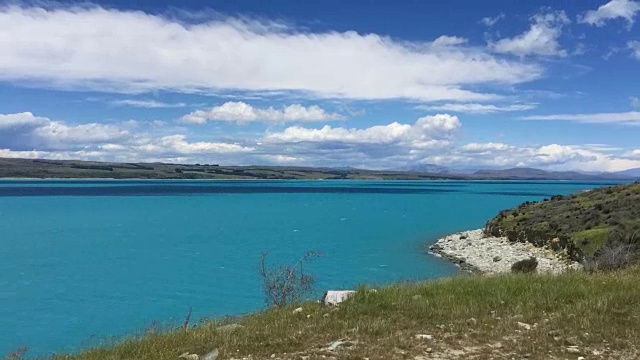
[429,229,583,274]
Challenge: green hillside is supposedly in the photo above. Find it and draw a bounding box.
[484,182,640,261]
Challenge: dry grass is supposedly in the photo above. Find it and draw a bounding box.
[33,267,640,360]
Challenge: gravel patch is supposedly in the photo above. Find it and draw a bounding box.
[429,229,582,274]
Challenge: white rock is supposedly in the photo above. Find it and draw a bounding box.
[567,346,581,354]
[327,340,345,351]
[201,349,219,360]
[321,290,356,305]
[179,353,199,360]
[517,322,532,330]
[293,307,303,314]
[414,334,433,340]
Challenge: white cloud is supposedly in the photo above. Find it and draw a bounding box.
[0,149,50,159]
[461,142,514,153]
[624,149,640,158]
[0,112,49,129]
[521,111,640,124]
[628,40,640,59]
[430,142,640,172]
[579,0,640,29]
[181,101,344,124]
[480,14,505,27]
[3,112,640,172]
[112,99,187,108]
[0,112,253,159]
[0,112,128,149]
[490,10,570,57]
[631,96,640,108]
[422,103,536,114]
[0,5,543,101]
[33,121,129,147]
[265,114,461,149]
[152,135,253,154]
[431,35,468,47]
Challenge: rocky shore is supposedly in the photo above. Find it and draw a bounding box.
[429,229,582,274]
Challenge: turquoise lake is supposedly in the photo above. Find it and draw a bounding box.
[0,180,622,355]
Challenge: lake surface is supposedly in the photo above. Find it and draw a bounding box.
[0,179,621,355]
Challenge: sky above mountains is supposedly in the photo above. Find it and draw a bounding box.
[1,0,639,171]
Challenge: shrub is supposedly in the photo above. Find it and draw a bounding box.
[4,347,28,360]
[590,242,635,270]
[511,257,538,273]
[258,250,322,307]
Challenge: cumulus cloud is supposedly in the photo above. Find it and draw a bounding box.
[461,142,515,153]
[112,99,187,108]
[0,112,253,160]
[2,111,639,172]
[430,142,640,172]
[521,111,640,124]
[142,135,253,154]
[0,149,50,159]
[421,103,536,114]
[0,5,543,101]
[181,102,344,124]
[265,114,461,149]
[0,112,49,130]
[490,10,570,57]
[628,40,640,59]
[480,14,505,27]
[0,112,128,149]
[624,149,640,158]
[431,35,468,47]
[579,0,640,29]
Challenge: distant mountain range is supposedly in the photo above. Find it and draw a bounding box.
[397,164,639,180]
[471,167,636,180]
[0,157,638,180]
[394,163,451,174]
[612,168,640,178]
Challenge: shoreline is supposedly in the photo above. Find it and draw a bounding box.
[429,229,582,274]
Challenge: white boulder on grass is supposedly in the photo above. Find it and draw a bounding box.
[321,290,356,305]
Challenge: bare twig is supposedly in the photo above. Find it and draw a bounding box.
[182,307,192,332]
[258,251,323,307]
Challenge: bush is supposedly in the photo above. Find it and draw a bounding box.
[591,242,635,270]
[4,347,28,360]
[511,257,538,273]
[258,250,322,307]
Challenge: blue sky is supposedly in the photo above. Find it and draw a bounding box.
[1,0,639,171]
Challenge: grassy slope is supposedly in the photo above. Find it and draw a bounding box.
[49,268,640,360]
[485,182,640,257]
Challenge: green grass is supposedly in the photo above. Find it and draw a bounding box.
[37,268,640,360]
[572,227,611,256]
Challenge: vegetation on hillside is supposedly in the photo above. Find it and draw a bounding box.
[484,182,640,267]
[31,267,640,360]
